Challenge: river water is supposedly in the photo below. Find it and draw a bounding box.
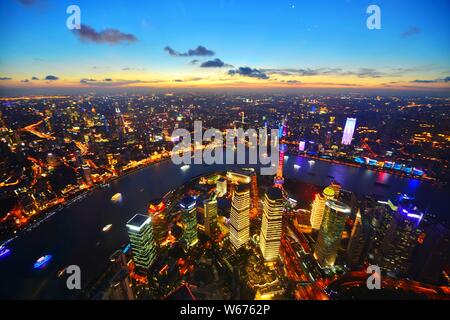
[0,156,448,299]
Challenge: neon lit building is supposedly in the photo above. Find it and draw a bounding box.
[126,214,157,271]
[314,200,351,267]
[260,187,284,261]
[310,187,335,230]
[148,199,167,248]
[375,197,423,276]
[180,196,198,247]
[274,119,287,188]
[299,141,306,152]
[341,118,357,146]
[230,184,251,250]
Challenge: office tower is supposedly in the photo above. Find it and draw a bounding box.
[310,187,335,230]
[341,118,357,145]
[203,198,218,236]
[148,199,168,248]
[411,223,450,285]
[375,206,423,276]
[107,250,134,300]
[180,196,198,247]
[259,187,284,261]
[46,153,58,167]
[329,181,342,199]
[250,170,260,217]
[346,210,374,268]
[81,164,93,185]
[314,200,351,267]
[216,178,227,197]
[126,214,157,271]
[230,184,251,250]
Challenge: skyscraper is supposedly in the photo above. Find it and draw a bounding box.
[216,178,227,197]
[259,187,284,261]
[376,204,423,276]
[346,210,374,268]
[314,200,351,267]
[203,198,218,237]
[81,164,93,186]
[230,184,251,250]
[310,187,335,230]
[148,199,168,249]
[341,118,357,146]
[180,196,198,247]
[126,214,157,271]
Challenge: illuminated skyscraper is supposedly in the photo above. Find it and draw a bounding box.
[346,210,374,268]
[259,188,284,261]
[230,184,251,250]
[341,118,357,146]
[180,196,198,247]
[148,199,168,248]
[216,178,227,197]
[250,172,260,217]
[375,204,423,276]
[81,164,93,186]
[310,187,335,230]
[126,214,157,271]
[314,200,351,267]
[203,198,218,236]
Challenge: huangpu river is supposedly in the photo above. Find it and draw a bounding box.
[0,156,448,299]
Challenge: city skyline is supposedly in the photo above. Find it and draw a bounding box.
[0,0,450,95]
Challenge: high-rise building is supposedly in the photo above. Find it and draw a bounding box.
[310,187,335,230]
[341,118,357,146]
[81,164,93,186]
[107,250,134,300]
[230,184,251,250]
[180,196,198,247]
[203,198,218,236]
[259,187,284,261]
[250,170,260,217]
[126,214,157,271]
[314,200,351,267]
[329,182,342,199]
[375,205,423,276]
[148,199,168,249]
[216,178,227,197]
[346,210,374,268]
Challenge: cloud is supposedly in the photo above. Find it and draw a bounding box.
[73,24,138,45]
[190,59,200,65]
[410,77,450,83]
[261,67,419,78]
[0,77,12,81]
[228,67,269,80]
[31,76,39,80]
[401,27,421,38]
[79,78,162,86]
[122,67,146,71]
[45,75,59,81]
[80,78,97,84]
[200,58,232,68]
[21,79,30,83]
[164,45,215,57]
